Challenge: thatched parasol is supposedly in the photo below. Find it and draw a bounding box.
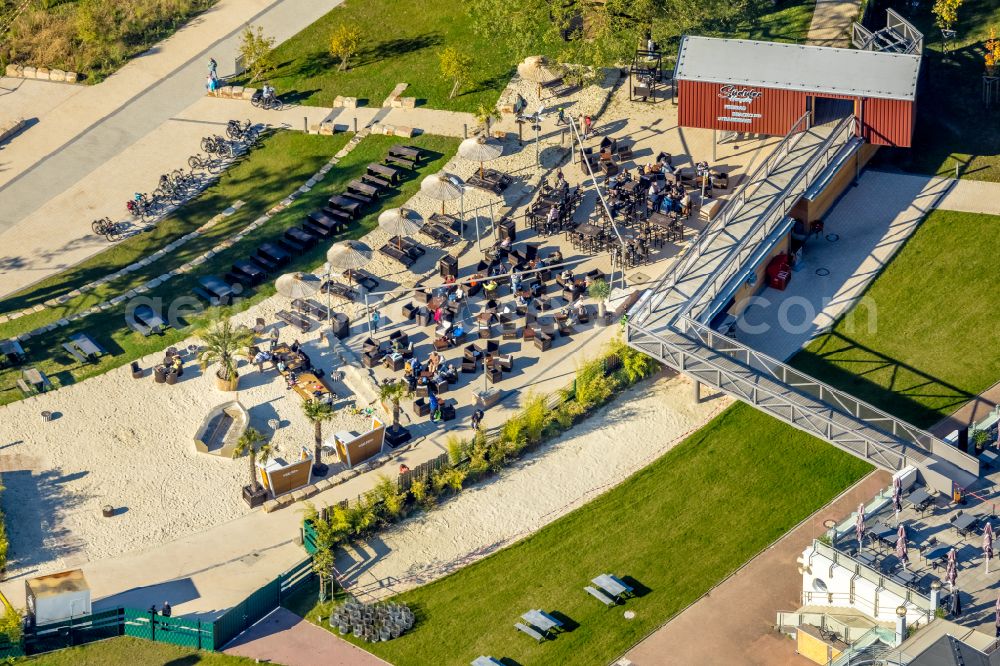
[326,240,373,285]
[378,208,424,250]
[420,172,463,214]
[517,55,559,96]
[275,271,321,300]
[459,136,504,179]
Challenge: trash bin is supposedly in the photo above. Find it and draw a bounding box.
[439,255,458,279]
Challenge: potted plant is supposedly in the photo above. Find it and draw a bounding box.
[233,426,273,508]
[972,428,990,454]
[303,399,335,476]
[475,103,501,137]
[379,379,413,446]
[588,278,612,324]
[198,319,254,391]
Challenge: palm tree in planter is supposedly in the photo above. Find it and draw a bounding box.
[379,379,413,446]
[588,278,612,324]
[233,426,274,507]
[303,399,334,476]
[199,319,254,391]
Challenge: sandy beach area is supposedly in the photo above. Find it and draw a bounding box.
[336,373,731,600]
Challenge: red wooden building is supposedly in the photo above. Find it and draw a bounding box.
[673,36,921,147]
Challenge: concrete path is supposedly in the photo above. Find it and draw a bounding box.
[622,470,891,666]
[807,0,860,47]
[223,607,389,666]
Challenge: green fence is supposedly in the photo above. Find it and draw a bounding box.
[6,556,315,657]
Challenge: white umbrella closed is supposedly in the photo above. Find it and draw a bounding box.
[421,173,463,214]
[327,240,373,285]
[856,503,866,552]
[275,271,321,300]
[459,136,504,179]
[378,208,424,250]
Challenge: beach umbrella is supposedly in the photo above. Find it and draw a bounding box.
[517,55,559,97]
[378,208,424,251]
[420,172,463,214]
[459,136,504,179]
[326,240,373,286]
[896,524,908,569]
[892,476,902,523]
[856,503,866,551]
[275,271,321,300]
[986,523,995,573]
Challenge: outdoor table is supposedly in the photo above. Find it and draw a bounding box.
[905,488,933,512]
[522,609,562,634]
[648,211,676,229]
[856,551,878,568]
[953,513,978,535]
[23,368,51,391]
[0,339,24,358]
[870,525,896,547]
[390,145,422,161]
[622,180,640,194]
[367,163,400,183]
[892,569,917,587]
[348,179,379,197]
[472,658,503,666]
[69,333,103,357]
[328,195,362,218]
[593,574,633,599]
[576,223,603,238]
[923,545,950,567]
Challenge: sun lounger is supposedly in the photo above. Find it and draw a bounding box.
[276,310,312,334]
[467,168,513,195]
[321,281,359,302]
[344,269,379,291]
[292,298,329,321]
[379,244,415,268]
[514,622,545,642]
[387,236,426,258]
[585,586,616,606]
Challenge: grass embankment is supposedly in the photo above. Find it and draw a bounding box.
[18,637,258,665]
[290,403,871,666]
[873,0,1000,180]
[0,133,459,406]
[0,0,218,83]
[261,0,815,114]
[792,209,1000,428]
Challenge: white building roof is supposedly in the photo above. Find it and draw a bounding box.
[674,36,920,101]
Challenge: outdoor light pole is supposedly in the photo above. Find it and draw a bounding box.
[364,291,372,338]
[324,261,333,340]
[533,114,541,167]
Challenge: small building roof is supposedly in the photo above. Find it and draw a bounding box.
[674,36,920,101]
[26,569,90,599]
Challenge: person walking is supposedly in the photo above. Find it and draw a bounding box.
[161,601,172,617]
[208,57,217,77]
[556,107,566,126]
[205,75,217,93]
[471,408,484,430]
[584,115,593,139]
[371,308,380,334]
[428,393,440,423]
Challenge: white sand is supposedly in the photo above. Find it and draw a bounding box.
[337,373,731,599]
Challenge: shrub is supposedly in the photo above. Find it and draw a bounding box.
[520,392,549,445]
[574,357,615,409]
[410,479,435,509]
[373,475,404,518]
[0,605,21,644]
[446,435,466,467]
[328,23,362,71]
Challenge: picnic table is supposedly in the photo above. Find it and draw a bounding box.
[197,275,235,305]
[63,333,104,363]
[328,195,362,219]
[521,609,562,635]
[367,163,400,183]
[953,513,978,535]
[869,525,896,548]
[576,223,603,238]
[0,339,24,360]
[132,305,167,336]
[905,488,934,512]
[593,574,633,599]
[471,658,502,666]
[923,545,950,567]
[390,145,423,161]
[21,367,52,394]
[347,179,379,198]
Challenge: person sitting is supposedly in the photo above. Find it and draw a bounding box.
[276,360,287,373]
[546,249,563,266]
[290,339,301,354]
[656,151,672,167]
[546,204,559,229]
[560,268,573,283]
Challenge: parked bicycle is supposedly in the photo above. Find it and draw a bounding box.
[201,134,236,158]
[91,217,122,241]
[251,88,283,111]
[188,153,223,173]
[227,118,259,143]
[126,192,159,222]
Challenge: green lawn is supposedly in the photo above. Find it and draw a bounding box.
[0,131,351,325]
[291,403,871,666]
[792,209,1000,428]
[19,637,259,665]
[0,133,459,406]
[262,0,815,114]
[876,0,1000,180]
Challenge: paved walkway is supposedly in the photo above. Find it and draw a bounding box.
[0,0,343,298]
[932,380,1000,438]
[223,607,389,666]
[807,0,860,47]
[622,470,891,666]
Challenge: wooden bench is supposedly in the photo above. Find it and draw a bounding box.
[515,622,545,642]
[276,310,312,333]
[62,343,89,364]
[585,586,616,606]
[385,154,416,169]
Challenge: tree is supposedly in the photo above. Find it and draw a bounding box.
[588,278,612,318]
[932,0,962,32]
[328,24,361,71]
[439,46,473,99]
[986,27,1000,75]
[303,502,345,602]
[378,379,411,432]
[238,24,276,83]
[198,319,254,384]
[474,103,500,135]
[232,427,273,494]
[303,399,335,474]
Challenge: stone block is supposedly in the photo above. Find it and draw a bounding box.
[218,85,234,98]
[5,64,22,78]
[49,69,66,82]
[65,72,78,83]
[400,96,416,109]
[309,123,321,134]
[342,96,357,109]
[22,66,36,79]
[275,493,294,507]
[319,123,334,136]
[390,97,404,108]
[230,86,244,98]
[262,500,279,513]
[383,125,396,136]
[35,67,50,80]
[500,103,515,115]
[395,125,415,138]
[242,87,257,100]
[333,95,344,107]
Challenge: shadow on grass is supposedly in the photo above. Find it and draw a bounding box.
[790,331,974,429]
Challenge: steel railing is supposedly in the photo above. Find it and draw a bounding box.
[626,320,913,470]
[632,112,813,326]
[777,608,876,643]
[809,540,933,614]
[681,114,860,324]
